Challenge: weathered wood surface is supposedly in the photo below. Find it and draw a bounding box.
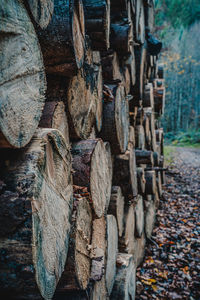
[104,142,113,210]
[110,253,136,300]
[128,126,135,150]
[113,149,138,200]
[137,167,146,195]
[143,83,154,108]
[0,129,73,300]
[83,0,110,50]
[54,196,92,295]
[0,0,46,148]
[108,186,125,237]
[26,0,54,29]
[135,125,145,150]
[135,149,154,166]
[145,170,156,195]
[72,139,111,218]
[90,217,106,282]
[135,0,145,44]
[144,0,155,33]
[100,84,129,154]
[144,197,155,239]
[135,232,146,266]
[135,195,144,238]
[101,51,123,83]
[37,0,85,76]
[105,215,118,295]
[39,101,69,145]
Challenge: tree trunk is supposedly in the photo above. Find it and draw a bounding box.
[105,215,118,295]
[37,0,85,76]
[83,0,110,50]
[54,196,92,294]
[0,0,46,148]
[0,129,73,300]
[100,84,129,154]
[108,186,125,238]
[72,139,111,218]
[110,253,136,300]
[113,148,138,201]
[26,0,54,29]
[39,101,69,145]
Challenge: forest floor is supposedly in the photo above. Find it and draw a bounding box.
[136,147,200,300]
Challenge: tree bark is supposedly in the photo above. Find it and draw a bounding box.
[100,84,129,154]
[72,139,111,218]
[135,0,145,44]
[145,170,156,195]
[0,129,73,300]
[143,83,154,108]
[0,0,46,148]
[26,0,54,29]
[135,149,154,166]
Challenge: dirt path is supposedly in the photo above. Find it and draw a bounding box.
[136,147,200,300]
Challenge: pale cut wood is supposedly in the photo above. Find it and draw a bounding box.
[128,126,135,150]
[119,204,137,255]
[145,170,156,195]
[91,276,108,300]
[90,217,106,282]
[143,113,151,150]
[104,142,113,210]
[144,197,156,239]
[144,0,155,33]
[144,108,157,151]
[72,139,111,218]
[39,101,69,145]
[26,0,54,29]
[108,186,125,237]
[100,84,129,154]
[135,232,146,266]
[106,215,118,295]
[135,125,145,150]
[137,167,146,195]
[37,0,85,76]
[135,195,144,238]
[0,0,46,148]
[83,0,110,50]
[54,197,92,294]
[0,129,73,300]
[110,253,136,300]
[135,0,145,44]
[113,148,138,200]
[156,171,163,198]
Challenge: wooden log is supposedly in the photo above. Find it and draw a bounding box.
[91,276,108,300]
[83,0,110,50]
[143,114,152,150]
[144,196,155,239]
[0,129,73,300]
[105,215,118,295]
[156,171,163,198]
[104,142,113,210]
[135,125,145,150]
[37,0,85,76]
[135,195,144,238]
[136,108,144,125]
[0,0,46,148]
[144,0,155,33]
[119,204,137,255]
[154,86,166,115]
[90,217,106,282]
[54,196,92,295]
[110,253,136,300]
[137,167,146,195]
[135,0,145,44]
[72,139,111,218]
[135,149,154,166]
[143,83,154,107]
[100,84,129,154]
[158,63,164,79]
[128,126,135,150]
[101,51,123,83]
[144,108,157,151]
[123,46,136,87]
[26,0,54,29]
[39,101,69,145]
[113,149,138,201]
[145,170,156,195]
[108,186,125,237]
[153,151,160,167]
[135,232,146,266]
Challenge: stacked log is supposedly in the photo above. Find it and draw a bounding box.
[0,1,166,299]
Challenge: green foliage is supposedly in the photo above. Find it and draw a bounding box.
[164,131,200,147]
[155,0,200,28]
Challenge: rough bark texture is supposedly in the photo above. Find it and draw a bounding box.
[0,129,73,300]
[26,0,54,29]
[0,0,46,148]
[145,170,156,195]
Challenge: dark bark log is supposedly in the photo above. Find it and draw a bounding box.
[135,149,154,166]
[143,83,154,107]
[110,253,136,300]
[135,195,144,238]
[0,129,73,300]
[113,148,138,201]
[158,63,164,79]
[39,101,70,145]
[37,0,85,76]
[100,84,129,154]
[72,139,111,218]
[145,170,156,195]
[83,0,110,50]
[105,215,118,295]
[137,167,146,195]
[54,196,92,294]
[154,86,166,115]
[0,0,46,148]
[26,0,54,29]
[153,151,160,167]
[136,108,144,125]
[101,51,123,83]
[108,186,125,238]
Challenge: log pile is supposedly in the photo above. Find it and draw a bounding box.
[0,0,165,299]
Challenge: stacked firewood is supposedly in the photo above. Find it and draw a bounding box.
[0,0,165,299]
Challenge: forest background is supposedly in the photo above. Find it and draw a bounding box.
[155,0,200,146]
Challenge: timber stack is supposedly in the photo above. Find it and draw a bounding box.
[0,0,165,299]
